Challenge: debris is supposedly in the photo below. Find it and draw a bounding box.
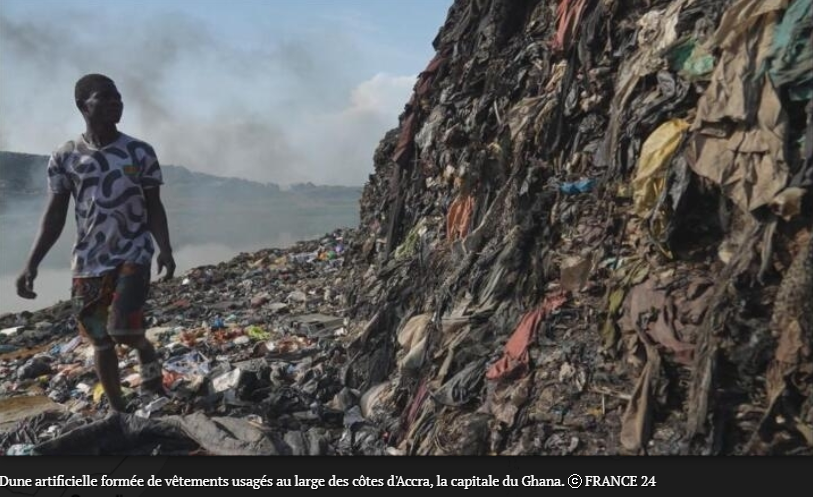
[560,178,596,195]
[6,443,35,456]
[632,119,691,220]
[1,326,23,337]
[212,369,243,394]
[287,314,344,338]
[0,396,66,432]
[486,291,568,381]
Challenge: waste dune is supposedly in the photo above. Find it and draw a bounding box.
[339,0,813,456]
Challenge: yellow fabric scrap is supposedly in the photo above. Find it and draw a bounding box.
[93,383,105,404]
[632,119,691,218]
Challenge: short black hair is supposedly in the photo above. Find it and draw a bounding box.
[75,74,115,103]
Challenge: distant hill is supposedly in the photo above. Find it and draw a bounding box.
[0,150,360,197]
[0,151,47,194]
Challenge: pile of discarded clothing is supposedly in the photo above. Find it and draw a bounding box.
[340,0,812,455]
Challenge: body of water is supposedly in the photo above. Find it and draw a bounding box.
[0,237,298,315]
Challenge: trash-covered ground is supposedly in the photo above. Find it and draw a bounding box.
[2,0,812,455]
[0,231,375,455]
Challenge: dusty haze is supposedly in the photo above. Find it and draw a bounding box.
[0,6,419,186]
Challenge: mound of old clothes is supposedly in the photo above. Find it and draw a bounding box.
[340,0,813,455]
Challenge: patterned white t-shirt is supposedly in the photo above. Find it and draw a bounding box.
[47,132,163,277]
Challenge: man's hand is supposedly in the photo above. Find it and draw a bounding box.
[156,251,175,282]
[16,267,38,299]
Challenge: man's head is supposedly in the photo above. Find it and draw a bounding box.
[75,73,123,125]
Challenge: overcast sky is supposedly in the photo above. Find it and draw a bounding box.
[0,0,452,186]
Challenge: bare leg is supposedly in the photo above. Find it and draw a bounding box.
[114,335,164,395]
[94,340,127,412]
[109,264,163,395]
[73,271,126,412]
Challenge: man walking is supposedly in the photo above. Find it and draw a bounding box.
[16,73,175,412]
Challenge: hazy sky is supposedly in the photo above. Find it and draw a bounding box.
[0,0,452,186]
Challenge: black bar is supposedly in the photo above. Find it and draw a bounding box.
[0,456,808,496]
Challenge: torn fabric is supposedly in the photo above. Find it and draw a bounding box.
[486,291,567,380]
[32,412,279,455]
[552,0,590,53]
[632,118,691,219]
[447,193,475,242]
[761,0,813,101]
[688,0,791,212]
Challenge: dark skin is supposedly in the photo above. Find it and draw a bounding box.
[16,80,175,412]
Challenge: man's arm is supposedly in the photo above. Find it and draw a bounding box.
[17,192,70,298]
[144,187,175,280]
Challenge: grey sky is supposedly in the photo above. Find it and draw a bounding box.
[0,0,452,186]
